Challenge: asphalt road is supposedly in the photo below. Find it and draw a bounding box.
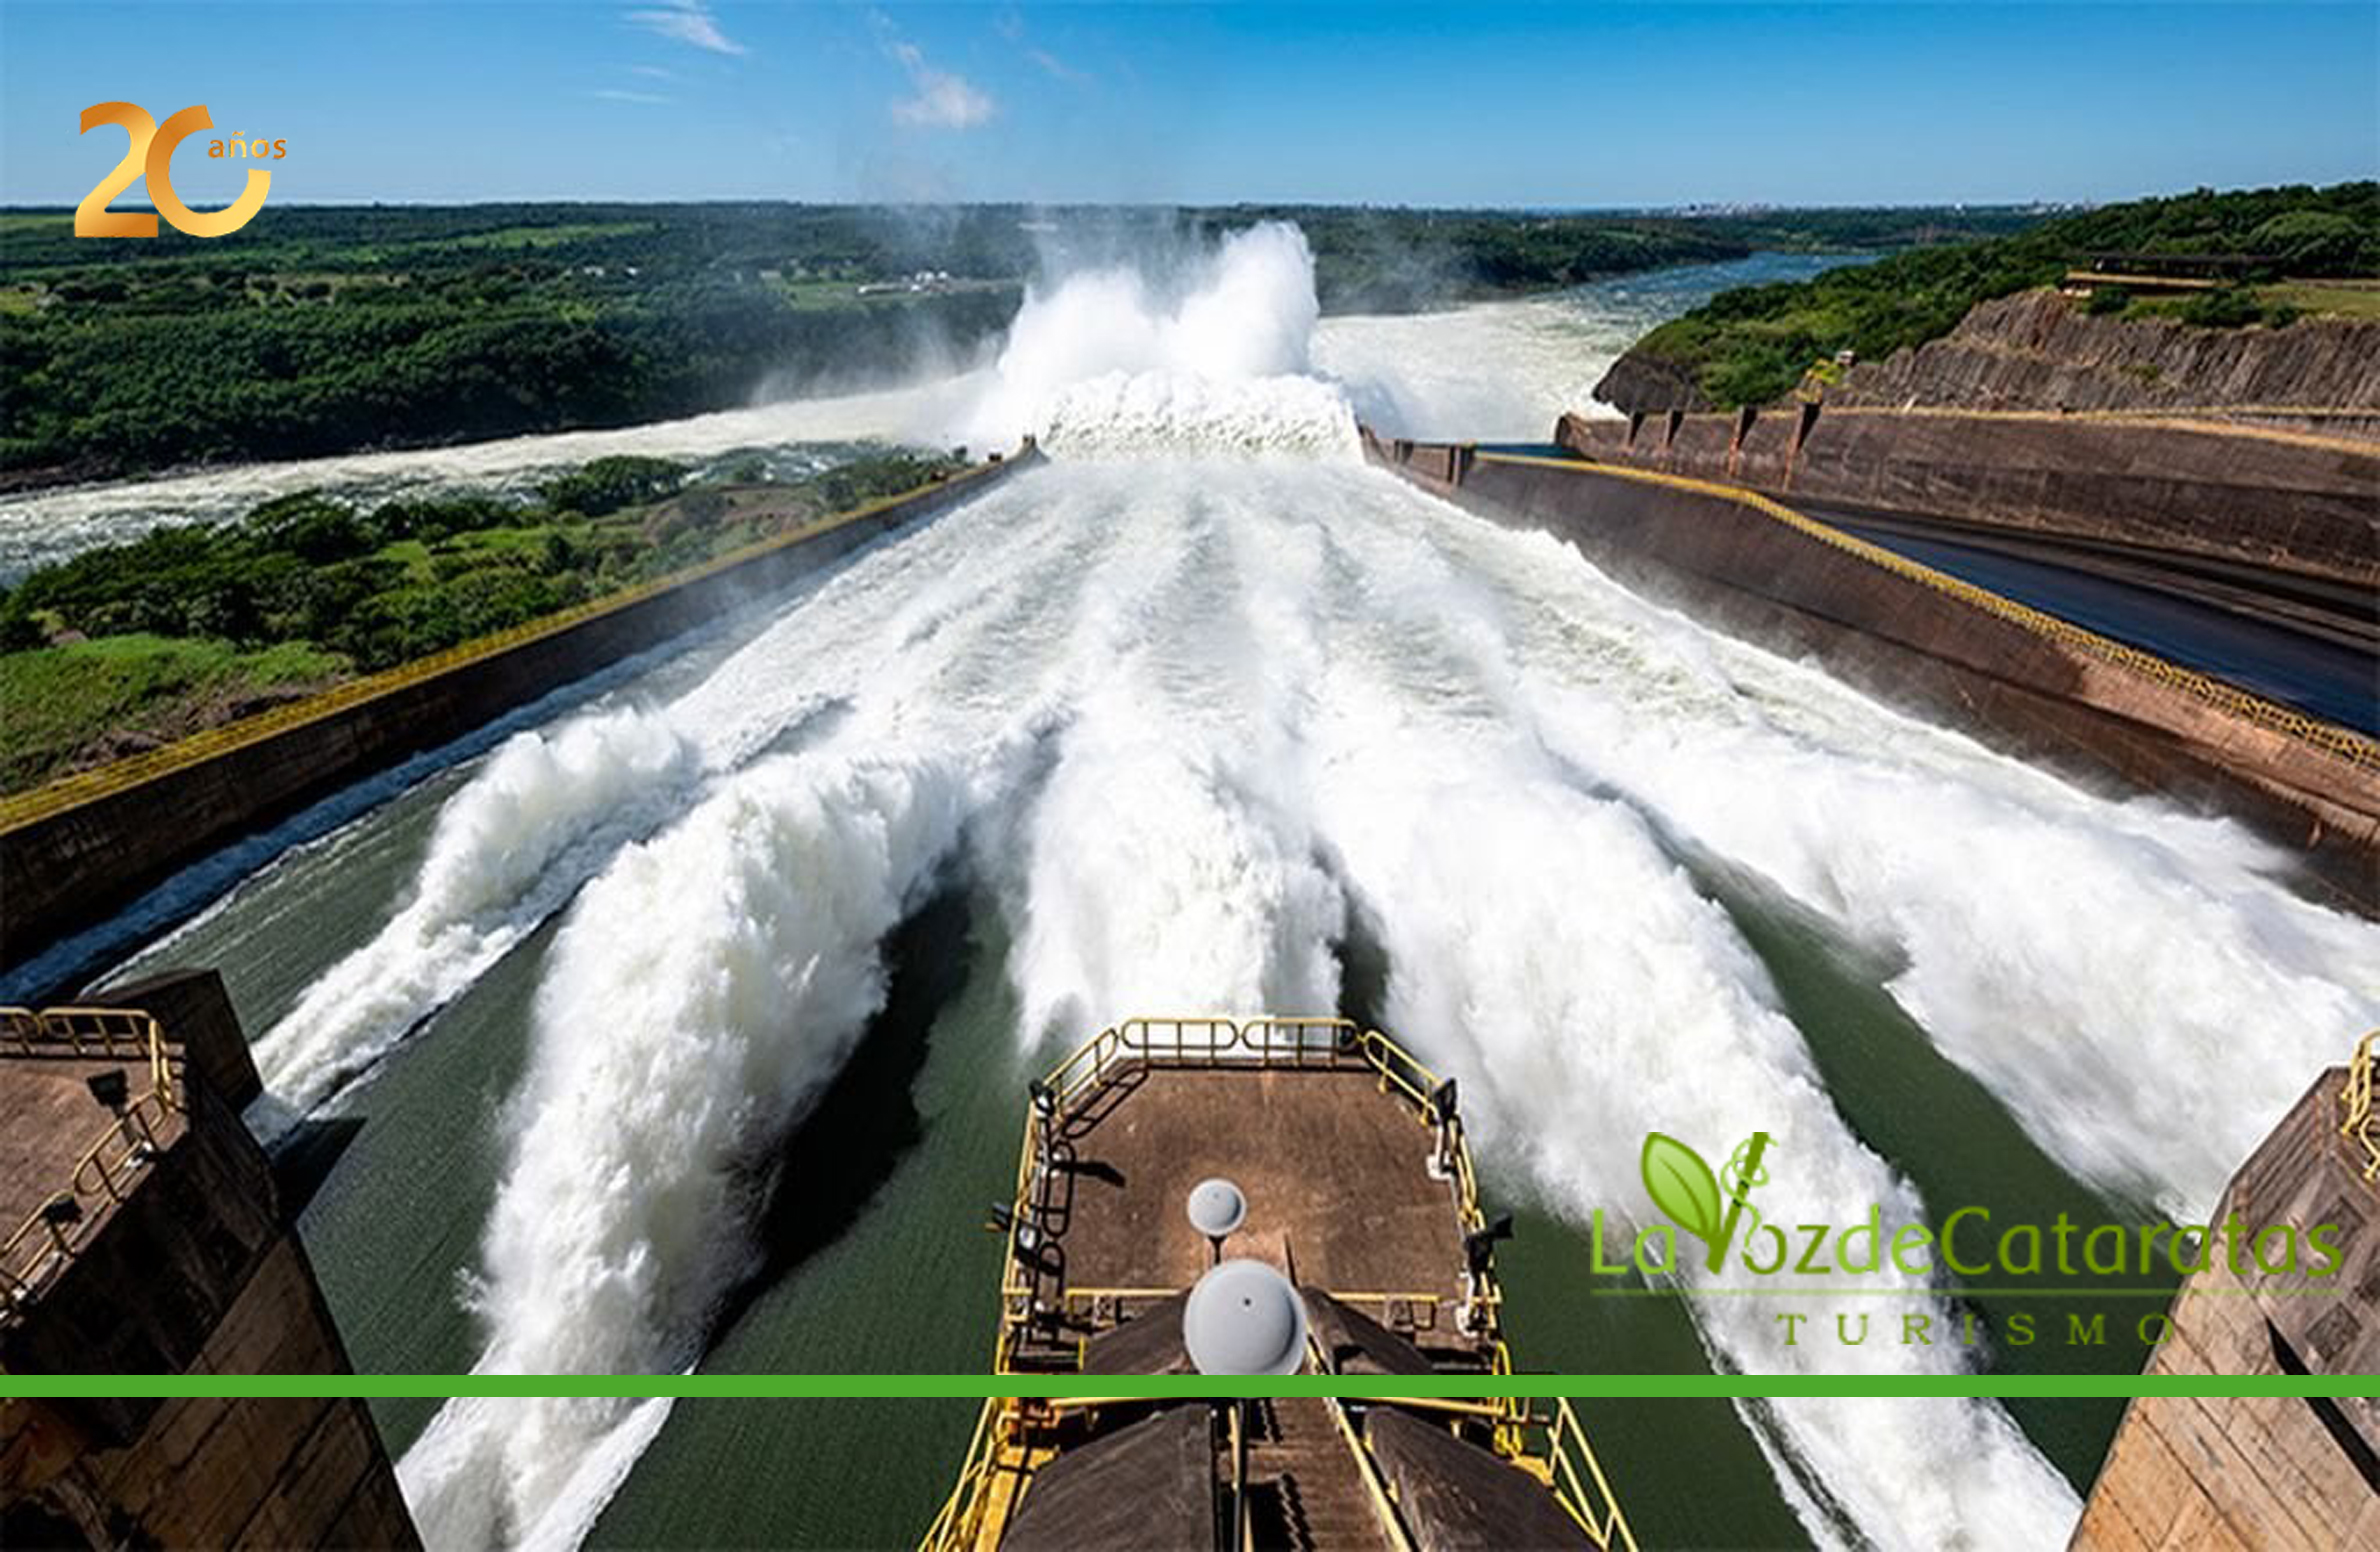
[1802,504,2378,737]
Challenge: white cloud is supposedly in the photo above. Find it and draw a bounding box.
[630,64,678,80]
[888,40,996,129]
[594,89,672,104]
[1026,47,1090,85]
[625,0,747,57]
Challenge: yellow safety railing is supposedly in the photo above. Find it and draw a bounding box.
[1525,1397,1643,1552]
[1306,1359,1419,1552]
[1473,451,2380,773]
[1583,401,2380,457]
[992,1016,1509,1374]
[2344,1031,2379,1183]
[933,1015,1598,1550]
[919,1398,1004,1552]
[0,454,1026,832]
[1,1006,181,1321]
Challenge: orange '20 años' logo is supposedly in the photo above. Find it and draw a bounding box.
[76,103,277,238]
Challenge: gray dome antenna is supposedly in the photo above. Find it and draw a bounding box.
[1186,1177,1248,1264]
[1182,1259,1309,1375]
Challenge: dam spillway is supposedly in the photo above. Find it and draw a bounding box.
[6,235,2376,1552]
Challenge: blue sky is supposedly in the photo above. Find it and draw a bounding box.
[2,2,2373,207]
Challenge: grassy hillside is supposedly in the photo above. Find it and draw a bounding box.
[0,449,959,793]
[1615,183,2380,409]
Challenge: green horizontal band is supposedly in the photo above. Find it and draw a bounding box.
[5,1374,2370,1400]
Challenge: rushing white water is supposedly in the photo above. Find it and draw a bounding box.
[0,385,981,583]
[0,244,1849,581]
[399,748,971,1549]
[1311,251,1868,443]
[147,222,2370,1548]
[247,709,701,1131]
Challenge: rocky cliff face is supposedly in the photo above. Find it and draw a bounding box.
[1591,287,2380,416]
[1829,289,2380,411]
[1588,348,1714,416]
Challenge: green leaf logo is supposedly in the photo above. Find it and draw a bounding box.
[1640,1131,1725,1250]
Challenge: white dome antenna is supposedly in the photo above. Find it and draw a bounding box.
[1187,1177,1248,1265]
[1183,1259,1308,1376]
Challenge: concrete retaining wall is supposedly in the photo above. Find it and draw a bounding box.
[2071,1063,2380,1549]
[0,455,1036,972]
[1366,431,2380,910]
[1557,407,2380,592]
[1,972,419,1549]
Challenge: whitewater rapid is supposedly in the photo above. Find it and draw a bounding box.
[152,223,2378,1549]
[357,463,2373,1549]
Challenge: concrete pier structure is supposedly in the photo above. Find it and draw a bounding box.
[0,971,418,1550]
[2071,1044,2380,1549]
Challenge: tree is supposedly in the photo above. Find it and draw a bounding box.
[2246,211,2371,276]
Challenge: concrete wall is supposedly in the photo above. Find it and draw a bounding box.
[0,456,1035,974]
[2070,1064,2380,1549]
[1,971,419,1549]
[1364,432,2380,910]
[1556,407,2380,593]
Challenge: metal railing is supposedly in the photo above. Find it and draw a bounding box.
[1305,1361,1418,1552]
[919,1398,1006,1552]
[2345,1032,2379,1184]
[1515,1396,1643,1552]
[929,1014,1641,1552]
[1472,451,2380,773]
[993,1016,1507,1373]
[0,1006,181,1322]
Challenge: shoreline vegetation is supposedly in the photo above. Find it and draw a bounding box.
[1602,182,2380,411]
[10,191,2317,802]
[0,201,2045,492]
[0,449,962,795]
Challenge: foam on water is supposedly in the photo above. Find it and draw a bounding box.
[1038,369,1357,460]
[248,709,700,1129]
[1341,490,2380,1222]
[963,221,1358,459]
[0,382,981,583]
[399,749,970,1549]
[178,223,2364,1549]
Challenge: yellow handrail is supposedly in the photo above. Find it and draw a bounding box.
[2344,1031,2379,1183]
[919,1398,1003,1552]
[1,1006,181,1320]
[1586,400,2380,456]
[993,1016,1511,1372]
[1472,451,2380,772]
[938,1016,1626,1552]
[1304,1343,1419,1552]
[1532,1397,1642,1552]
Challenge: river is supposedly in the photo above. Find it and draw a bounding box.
[56,233,2380,1550]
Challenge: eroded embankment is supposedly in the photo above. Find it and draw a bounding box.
[0,455,1034,974]
[1595,287,2380,429]
[1828,290,2380,419]
[1366,431,2380,911]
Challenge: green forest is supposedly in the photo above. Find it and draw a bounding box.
[0,449,959,793]
[0,201,2041,488]
[1614,182,2380,409]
